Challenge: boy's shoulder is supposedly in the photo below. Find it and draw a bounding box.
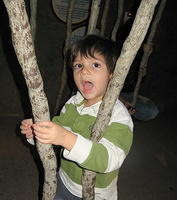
[111,99,133,131]
[113,99,130,115]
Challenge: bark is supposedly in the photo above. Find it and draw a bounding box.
[3,0,57,199]
[54,0,75,115]
[30,0,37,41]
[87,0,101,35]
[82,0,159,199]
[100,0,110,37]
[132,0,167,107]
[111,0,124,41]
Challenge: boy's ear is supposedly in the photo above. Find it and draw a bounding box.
[109,73,113,79]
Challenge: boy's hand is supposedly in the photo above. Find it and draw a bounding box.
[33,121,77,150]
[20,119,33,139]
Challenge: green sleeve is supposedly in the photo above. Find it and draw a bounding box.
[80,123,133,173]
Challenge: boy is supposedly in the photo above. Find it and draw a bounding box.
[21,35,133,200]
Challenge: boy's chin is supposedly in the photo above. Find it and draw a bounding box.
[81,91,93,99]
[83,94,103,105]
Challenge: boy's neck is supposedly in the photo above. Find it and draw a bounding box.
[84,98,102,107]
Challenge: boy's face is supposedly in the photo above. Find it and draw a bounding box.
[73,52,112,106]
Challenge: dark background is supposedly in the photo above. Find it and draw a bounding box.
[0,1,177,199]
[0,0,177,118]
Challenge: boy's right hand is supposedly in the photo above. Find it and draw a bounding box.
[20,119,33,139]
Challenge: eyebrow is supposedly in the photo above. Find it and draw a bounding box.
[74,56,105,62]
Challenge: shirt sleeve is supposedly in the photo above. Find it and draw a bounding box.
[63,122,133,173]
[63,134,93,163]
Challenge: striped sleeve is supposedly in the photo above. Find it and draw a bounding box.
[80,122,133,173]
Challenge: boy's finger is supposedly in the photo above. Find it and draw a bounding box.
[34,131,49,140]
[35,121,52,127]
[33,124,49,134]
[20,125,29,130]
[26,134,33,139]
[21,130,26,134]
[22,119,33,125]
[35,136,50,144]
[21,130,32,135]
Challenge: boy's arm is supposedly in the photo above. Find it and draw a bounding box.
[63,122,133,173]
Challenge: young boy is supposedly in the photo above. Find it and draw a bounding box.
[21,35,133,200]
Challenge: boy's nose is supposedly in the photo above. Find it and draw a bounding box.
[81,66,91,75]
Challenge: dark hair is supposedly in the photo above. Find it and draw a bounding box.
[66,35,120,73]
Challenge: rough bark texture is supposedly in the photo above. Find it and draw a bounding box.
[87,0,101,35]
[132,0,167,106]
[111,0,124,41]
[82,0,159,199]
[3,0,57,199]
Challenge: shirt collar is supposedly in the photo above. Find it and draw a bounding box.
[74,91,102,115]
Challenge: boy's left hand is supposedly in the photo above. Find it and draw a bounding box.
[33,121,67,146]
[33,121,77,150]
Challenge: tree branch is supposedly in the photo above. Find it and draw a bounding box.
[3,0,57,199]
[111,0,124,41]
[82,0,159,199]
[132,0,167,106]
[87,0,101,35]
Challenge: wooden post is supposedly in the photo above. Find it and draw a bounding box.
[111,0,124,41]
[132,0,167,107]
[87,0,101,34]
[3,0,57,199]
[100,0,110,37]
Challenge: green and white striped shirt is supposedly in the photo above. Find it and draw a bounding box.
[53,91,133,200]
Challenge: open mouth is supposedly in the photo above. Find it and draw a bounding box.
[82,80,94,94]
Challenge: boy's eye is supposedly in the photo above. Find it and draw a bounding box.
[73,63,83,70]
[92,62,101,68]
